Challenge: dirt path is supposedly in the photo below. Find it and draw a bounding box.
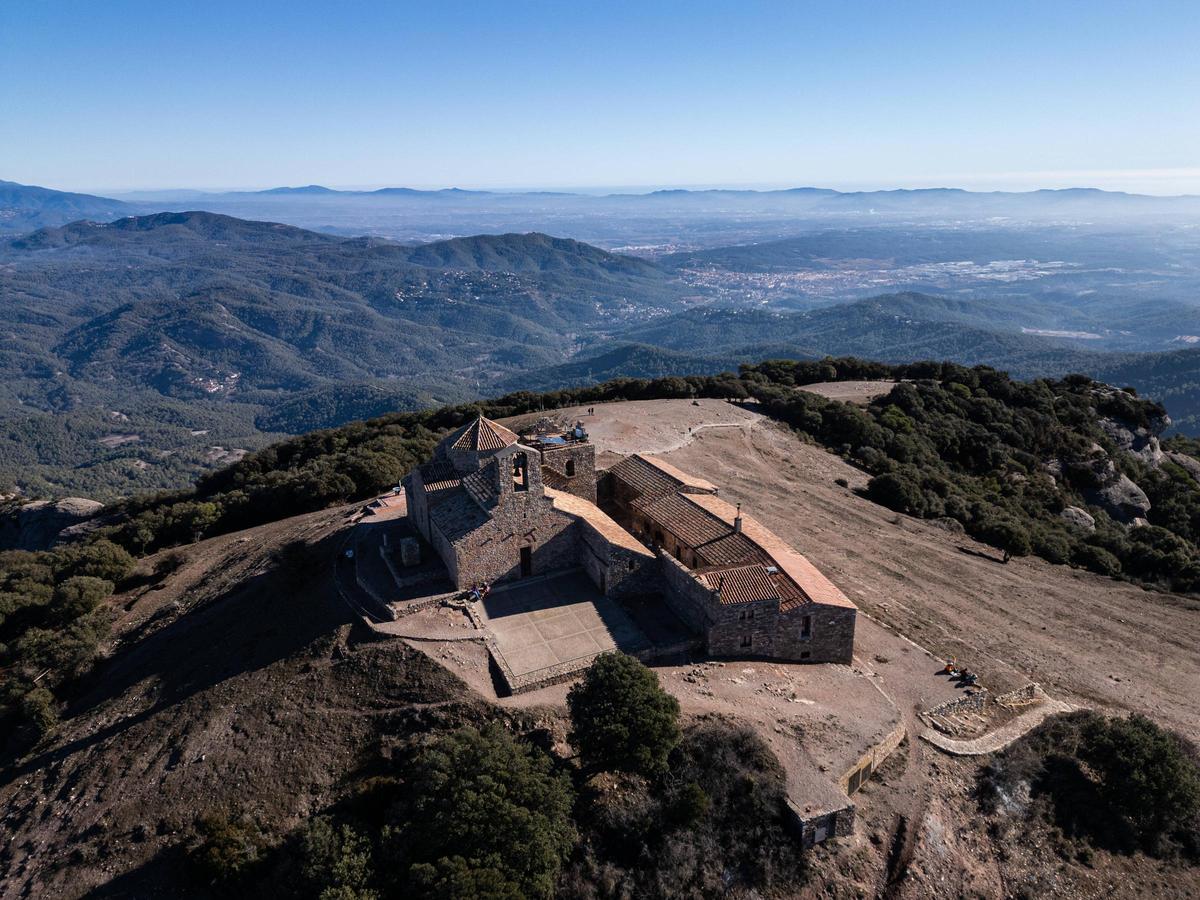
[920,696,1075,755]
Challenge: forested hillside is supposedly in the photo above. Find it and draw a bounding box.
[0,213,682,497]
[7,210,1200,499]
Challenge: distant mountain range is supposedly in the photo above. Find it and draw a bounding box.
[0,180,133,233]
[4,203,1200,497]
[7,178,1200,237]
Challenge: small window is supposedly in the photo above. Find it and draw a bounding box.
[738,610,746,621]
[741,634,752,648]
[800,650,811,660]
[801,615,812,639]
[512,452,529,492]
[748,608,755,621]
[628,559,636,571]
[565,459,576,477]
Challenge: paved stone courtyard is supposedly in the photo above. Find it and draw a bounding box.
[477,571,649,680]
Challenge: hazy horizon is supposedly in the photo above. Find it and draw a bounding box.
[28,177,1200,200]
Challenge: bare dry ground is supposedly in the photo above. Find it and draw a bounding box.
[0,506,482,899]
[541,398,1200,737]
[526,398,1200,898]
[797,380,900,405]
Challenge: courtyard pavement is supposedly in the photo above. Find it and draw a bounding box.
[477,571,649,678]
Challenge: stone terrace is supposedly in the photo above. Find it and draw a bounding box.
[476,571,650,692]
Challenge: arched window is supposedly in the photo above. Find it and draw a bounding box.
[565,459,576,477]
[512,452,529,492]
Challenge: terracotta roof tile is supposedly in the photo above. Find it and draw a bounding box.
[685,492,857,611]
[636,492,730,546]
[443,416,519,453]
[429,487,490,542]
[419,460,462,495]
[544,487,655,557]
[607,453,716,503]
[698,564,780,604]
[461,460,500,510]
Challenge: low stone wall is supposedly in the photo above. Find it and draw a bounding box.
[840,722,906,796]
[924,691,989,720]
[393,593,455,618]
[488,639,602,696]
[996,683,1042,707]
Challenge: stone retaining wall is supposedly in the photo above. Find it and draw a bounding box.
[924,690,989,719]
[996,683,1042,707]
[790,802,856,847]
[839,722,907,796]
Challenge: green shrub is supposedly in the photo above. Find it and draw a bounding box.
[568,653,681,776]
[190,813,265,884]
[301,817,377,899]
[1073,543,1122,576]
[980,711,1200,858]
[399,724,576,899]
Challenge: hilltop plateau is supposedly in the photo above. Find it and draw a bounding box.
[1,365,1197,898]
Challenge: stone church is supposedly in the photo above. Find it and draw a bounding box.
[403,415,856,663]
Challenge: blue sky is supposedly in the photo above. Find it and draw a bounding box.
[2,0,1198,193]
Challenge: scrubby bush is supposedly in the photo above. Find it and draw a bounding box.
[980,711,1200,858]
[0,542,121,758]
[190,813,266,884]
[568,653,681,776]
[395,724,576,899]
[301,817,378,900]
[976,517,1032,563]
[563,720,806,898]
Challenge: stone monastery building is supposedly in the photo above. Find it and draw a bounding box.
[404,415,856,663]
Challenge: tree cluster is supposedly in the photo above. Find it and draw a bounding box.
[0,538,134,754]
[980,710,1200,859]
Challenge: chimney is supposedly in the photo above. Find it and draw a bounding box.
[734,502,743,534]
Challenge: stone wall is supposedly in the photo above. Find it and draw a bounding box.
[541,443,597,504]
[403,474,431,543]
[658,552,715,633]
[429,518,460,585]
[452,499,579,587]
[774,605,856,664]
[576,522,659,599]
[789,803,856,847]
[924,691,989,719]
[840,723,906,796]
[706,598,782,658]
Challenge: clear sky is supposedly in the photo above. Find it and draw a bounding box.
[2,0,1198,194]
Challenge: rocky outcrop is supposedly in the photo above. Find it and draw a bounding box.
[1099,415,1165,467]
[1165,451,1200,483]
[1085,474,1152,524]
[0,498,104,551]
[1059,506,1096,532]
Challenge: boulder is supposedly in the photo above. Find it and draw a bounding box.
[1059,506,1096,532]
[1099,416,1165,466]
[1086,474,1152,524]
[0,497,104,551]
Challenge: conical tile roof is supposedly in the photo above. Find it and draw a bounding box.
[445,415,519,452]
